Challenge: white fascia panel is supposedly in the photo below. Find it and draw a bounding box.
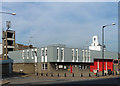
[35,49,37,63]
[22,50,25,59]
[57,47,59,62]
[31,49,34,59]
[72,49,74,62]
[61,48,64,62]
[27,50,29,59]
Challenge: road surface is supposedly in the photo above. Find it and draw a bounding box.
[2,75,120,86]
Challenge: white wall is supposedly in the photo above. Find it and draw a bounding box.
[0,43,2,55]
[89,36,102,51]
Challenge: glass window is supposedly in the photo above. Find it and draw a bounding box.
[42,63,47,70]
[32,51,34,57]
[31,50,34,59]
[22,50,25,59]
[114,60,118,64]
[42,50,44,56]
[82,50,84,57]
[76,49,78,61]
[45,64,47,69]
[84,65,86,69]
[57,49,59,60]
[27,50,29,59]
[72,50,74,60]
[34,51,37,56]
[45,50,47,56]
[79,65,82,69]
[42,64,44,70]
[61,50,63,60]
[61,48,64,62]
[76,51,77,57]
[27,51,29,56]
[82,50,84,61]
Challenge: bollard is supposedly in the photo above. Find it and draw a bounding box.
[64,73,66,77]
[41,73,43,76]
[96,73,99,77]
[105,73,106,76]
[81,73,83,77]
[46,73,48,76]
[37,73,38,76]
[72,73,74,77]
[116,72,117,75]
[58,73,59,77]
[89,73,91,77]
[97,73,99,77]
[113,72,114,75]
[51,73,53,77]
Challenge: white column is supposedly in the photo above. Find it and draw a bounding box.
[72,49,74,62]
[57,47,59,62]
[88,50,91,62]
[86,50,87,62]
[31,49,34,59]
[45,48,47,62]
[27,50,29,59]
[97,60,99,71]
[35,49,37,63]
[22,50,25,59]
[82,50,85,62]
[76,49,78,62]
[41,48,44,62]
[61,48,64,62]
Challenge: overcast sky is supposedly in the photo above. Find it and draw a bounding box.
[1,2,118,52]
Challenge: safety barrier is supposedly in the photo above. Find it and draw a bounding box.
[39,72,118,77]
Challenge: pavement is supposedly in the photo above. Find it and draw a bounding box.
[1,79,10,85]
[1,74,120,85]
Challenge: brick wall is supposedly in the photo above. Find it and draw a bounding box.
[37,62,91,76]
[13,63,35,74]
[13,62,92,76]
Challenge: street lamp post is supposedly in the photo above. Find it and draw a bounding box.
[102,23,115,76]
[0,12,16,15]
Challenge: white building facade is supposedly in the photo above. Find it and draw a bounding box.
[89,36,102,51]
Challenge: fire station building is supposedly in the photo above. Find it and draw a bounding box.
[8,44,118,76]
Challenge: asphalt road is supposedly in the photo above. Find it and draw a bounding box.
[60,77,120,86]
[2,76,120,86]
